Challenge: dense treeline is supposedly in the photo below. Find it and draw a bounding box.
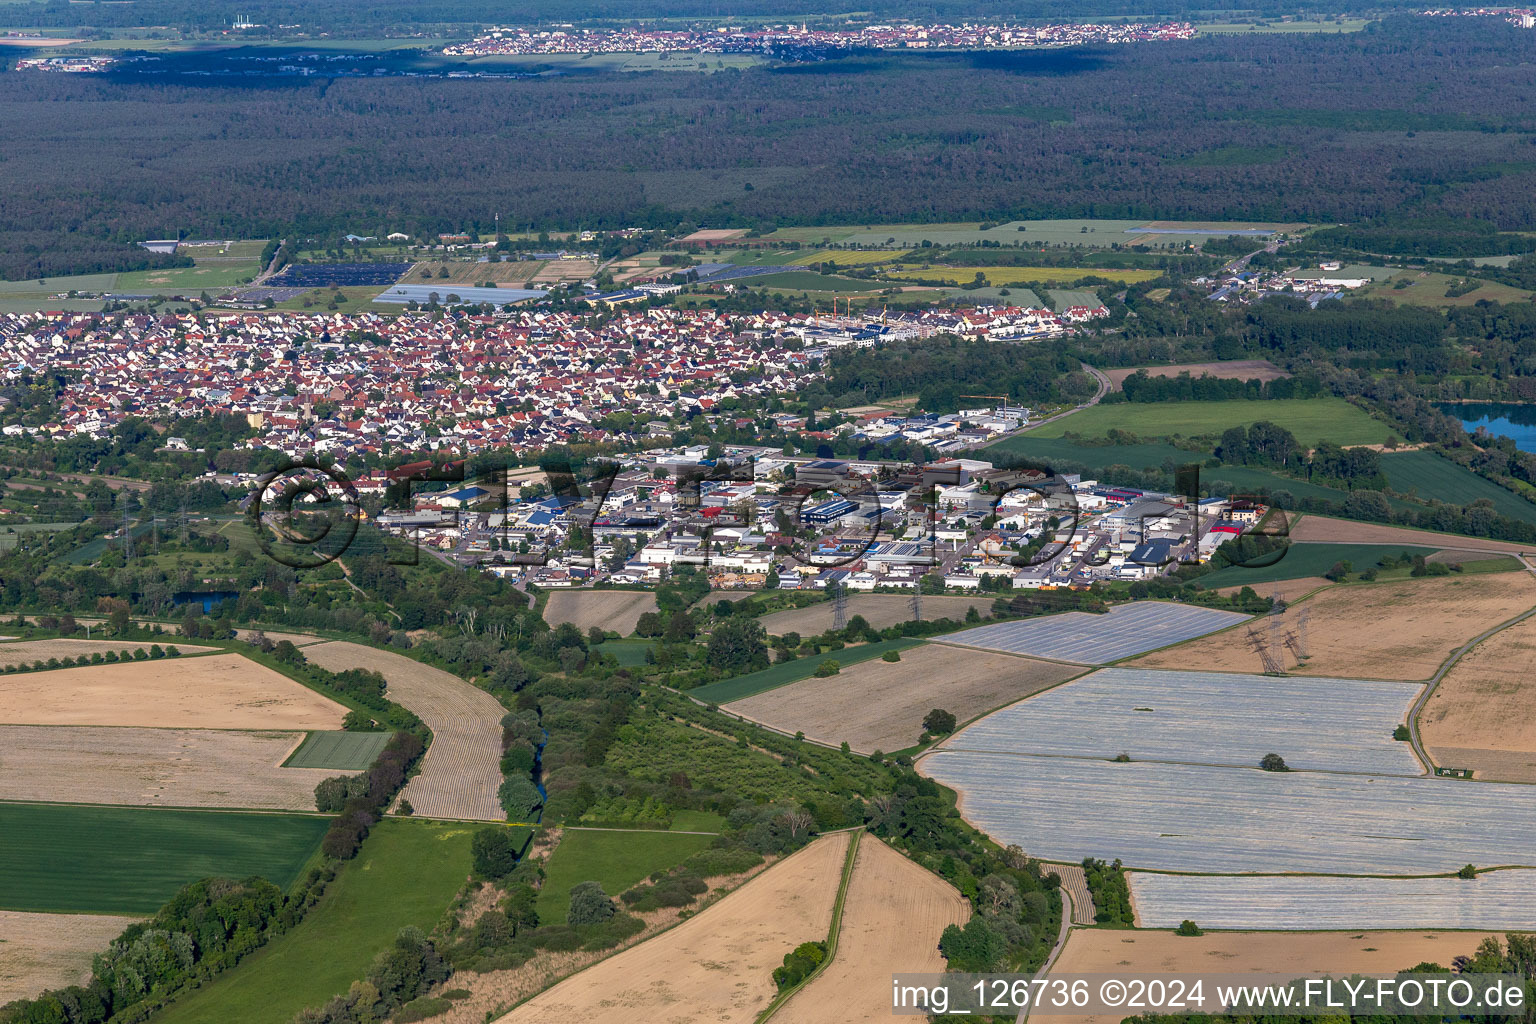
[824,337,1095,412]
[6,20,1536,276]
[0,0,1437,34]
[1305,217,1536,258]
[1114,370,1324,403]
[0,873,334,1024]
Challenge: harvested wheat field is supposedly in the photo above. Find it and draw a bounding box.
[1104,359,1288,390]
[1130,572,1536,680]
[542,589,657,636]
[724,645,1079,754]
[1047,928,1500,1024]
[497,831,850,1024]
[303,642,504,820]
[758,594,992,636]
[1215,577,1331,604]
[774,838,967,1024]
[0,910,141,1003]
[0,653,346,729]
[1290,516,1535,554]
[1420,613,1536,782]
[0,639,214,668]
[0,725,335,810]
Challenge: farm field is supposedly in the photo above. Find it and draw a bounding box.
[0,653,347,730]
[773,838,968,1024]
[1368,269,1532,308]
[1130,871,1536,930]
[723,645,1080,755]
[1049,926,1498,1024]
[0,802,327,914]
[0,638,213,667]
[149,820,475,1024]
[1027,397,1391,447]
[1198,464,1392,508]
[1288,514,1536,552]
[1132,571,1536,679]
[940,668,1423,776]
[757,593,992,635]
[886,264,1158,285]
[498,831,850,1024]
[1420,613,1536,782]
[0,911,141,1004]
[748,270,883,293]
[1194,541,1445,588]
[941,602,1248,664]
[689,638,922,704]
[403,260,543,285]
[788,249,909,266]
[1380,450,1536,524]
[301,642,504,820]
[1214,575,1332,602]
[0,725,335,810]
[541,588,657,635]
[986,436,1193,471]
[1104,359,1289,389]
[281,730,393,770]
[534,828,716,924]
[766,219,1298,249]
[918,751,1536,874]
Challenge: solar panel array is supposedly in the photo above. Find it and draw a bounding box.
[941,601,1249,663]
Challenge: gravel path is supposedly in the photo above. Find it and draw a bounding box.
[302,642,505,821]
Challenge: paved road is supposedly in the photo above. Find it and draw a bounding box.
[960,361,1110,452]
[1017,878,1078,1024]
[303,640,506,821]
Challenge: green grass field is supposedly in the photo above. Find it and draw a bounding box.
[116,262,261,291]
[1030,397,1391,447]
[1196,542,1447,588]
[689,638,924,705]
[534,829,714,924]
[1367,270,1533,308]
[0,803,328,914]
[598,639,657,667]
[282,731,392,770]
[149,819,478,1024]
[985,436,1194,471]
[750,270,883,294]
[1382,450,1536,524]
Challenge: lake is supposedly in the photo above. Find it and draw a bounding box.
[1438,402,1536,452]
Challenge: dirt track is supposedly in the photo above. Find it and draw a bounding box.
[303,642,505,820]
[1421,613,1536,782]
[0,911,140,1003]
[725,645,1079,754]
[774,838,967,1023]
[0,725,333,810]
[0,653,346,729]
[497,832,850,1024]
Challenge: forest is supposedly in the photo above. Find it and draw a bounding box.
[0,0,1433,34]
[4,18,1536,277]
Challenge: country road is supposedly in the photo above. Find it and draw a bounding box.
[303,640,506,821]
[958,361,1110,452]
